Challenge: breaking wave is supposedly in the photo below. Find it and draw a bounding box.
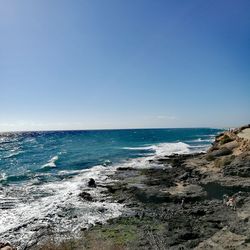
[42,155,59,168]
[0,128,220,248]
[0,165,123,248]
[123,142,192,156]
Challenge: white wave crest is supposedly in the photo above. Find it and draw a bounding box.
[0,141,206,246]
[42,155,59,168]
[0,164,123,248]
[123,142,191,156]
[123,146,153,150]
[151,142,191,156]
[0,173,7,181]
[188,138,214,143]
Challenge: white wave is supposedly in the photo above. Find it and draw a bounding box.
[188,145,208,148]
[123,142,191,156]
[123,146,153,150]
[42,155,59,168]
[151,142,191,156]
[2,151,23,160]
[187,138,214,143]
[0,173,7,181]
[116,142,192,170]
[0,165,123,248]
[0,141,205,246]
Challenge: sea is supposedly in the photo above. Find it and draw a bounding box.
[0,128,222,247]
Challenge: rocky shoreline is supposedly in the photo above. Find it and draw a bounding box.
[2,126,250,250]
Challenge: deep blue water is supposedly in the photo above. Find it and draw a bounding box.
[0,128,221,185]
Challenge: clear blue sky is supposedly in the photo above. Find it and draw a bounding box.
[1,0,249,131]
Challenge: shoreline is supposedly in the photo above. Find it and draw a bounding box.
[83,126,250,250]
[2,126,250,249]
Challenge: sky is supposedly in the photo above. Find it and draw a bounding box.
[0,0,250,131]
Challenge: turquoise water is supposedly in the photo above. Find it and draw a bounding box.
[0,128,222,246]
[0,128,220,185]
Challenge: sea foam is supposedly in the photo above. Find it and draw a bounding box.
[42,155,59,168]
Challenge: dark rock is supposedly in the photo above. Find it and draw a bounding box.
[95,221,103,225]
[179,232,199,240]
[106,183,128,193]
[223,153,250,177]
[179,172,190,181]
[79,191,93,201]
[117,198,126,203]
[190,209,206,216]
[57,212,64,218]
[207,147,232,158]
[98,207,107,213]
[88,178,96,188]
[117,167,134,171]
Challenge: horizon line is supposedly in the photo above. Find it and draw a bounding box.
[0,126,227,134]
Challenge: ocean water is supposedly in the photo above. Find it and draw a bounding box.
[0,128,222,246]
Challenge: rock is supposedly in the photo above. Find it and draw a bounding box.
[88,178,96,188]
[179,172,190,181]
[106,183,127,193]
[207,147,232,158]
[1,247,12,250]
[117,198,126,203]
[79,191,93,201]
[98,207,107,213]
[33,126,250,250]
[95,222,102,226]
[223,153,250,177]
[190,209,206,216]
[194,228,250,249]
[117,167,134,171]
[0,243,16,250]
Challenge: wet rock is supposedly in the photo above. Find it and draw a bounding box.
[88,178,96,188]
[79,191,93,201]
[117,167,134,171]
[95,221,103,225]
[117,198,126,203]
[106,183,127,193]
[98,207,107,213]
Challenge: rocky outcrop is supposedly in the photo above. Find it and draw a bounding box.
[29,125,250,250]
[81,126,250,249]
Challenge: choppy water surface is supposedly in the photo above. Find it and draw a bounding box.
[0,128,221,247]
